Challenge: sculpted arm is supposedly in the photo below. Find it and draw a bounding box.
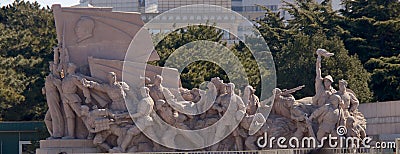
[120,82,129,91]
[53,78,63,93]
[82,79,108,92]
[74,78,91,102]
[349,93,359,112]
[309,106,325,120]
[131,100,150,118]
[315,55,323,94]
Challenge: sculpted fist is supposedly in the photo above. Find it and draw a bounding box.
[316,49,334,57]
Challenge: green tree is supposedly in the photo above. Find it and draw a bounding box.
[153,24,264,93]
[255,0,373,102]
[0,0,55,120]
[340,0,400,62]
[365,54,400,101]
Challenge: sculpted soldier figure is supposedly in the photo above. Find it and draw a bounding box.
[345,116,366,139]
[149,75,175,102]
[242,85,260,115]
[113,87,156,153]
[213,83,246,149]
[80,105,115,151]
[62,63,91,139]
[211,77,227,96]
[336,79,359,114]
[291,105,314,139]
[156,99,204,149]
[82,72,130,112]
[313,49,337,106]
[271,85,304,119]
[198,82,219,120]
[308,94,344,141]
[43,61,64,139]
[239,113,266,150]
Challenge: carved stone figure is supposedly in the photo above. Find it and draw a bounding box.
[312,49,337,106]
[112,87,156,152]
[242,85,260,115]
[211,77,227,96]
[345,116,366,139]
[291,105,313,139]
[213,83,246,149]
[155,99,205,149]
[149,75,174,102]
[308,94,344,141]
[43,61,64,139]
[336,79,359,115]
[61,63,91,139]
[80,105,115,151]
[239,113,266,150]
[82,72,129,112]
[271,85,305,119]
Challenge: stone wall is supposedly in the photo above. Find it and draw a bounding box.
[359,101,400,140]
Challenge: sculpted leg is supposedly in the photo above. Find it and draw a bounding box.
[121,126,141,152]
[63,104,76,139]
[245,136,258,150]
[232,129,243,150]
[316,130,326,142]
[44,111,53,138]
[94,131,111,152]
[69,102,82,117]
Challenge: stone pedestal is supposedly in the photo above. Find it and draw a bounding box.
[36,139,100,154]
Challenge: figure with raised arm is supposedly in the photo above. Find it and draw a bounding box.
[312,49,336,106]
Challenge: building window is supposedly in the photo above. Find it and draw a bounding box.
[232,6,243,12]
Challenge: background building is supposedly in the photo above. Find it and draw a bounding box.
[158,0,231,12]
[78,0,140,12]
[76,0,343,41]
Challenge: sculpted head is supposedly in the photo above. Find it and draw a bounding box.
[49,61,55,73]
[140,87,150,98]
[81,105,90,117]
[226,83,235,95]
[75,16,95,43]
[154,75,163,86]
[107,72,117,84]
[323,75,333,89]
[339,79,348,91]
[273,88,282,96]
[244,85,255,95]
[67,63,77,75]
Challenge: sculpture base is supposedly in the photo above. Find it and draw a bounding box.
[36,139,100,154]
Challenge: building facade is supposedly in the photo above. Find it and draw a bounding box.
[76,0,342,41]
[158,0,231,12]
[78,0,140,12]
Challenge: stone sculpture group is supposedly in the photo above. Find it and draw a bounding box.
[41,5,367,153]
[43,48,367,152]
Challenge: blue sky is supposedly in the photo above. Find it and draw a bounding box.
[1,0,78,7]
